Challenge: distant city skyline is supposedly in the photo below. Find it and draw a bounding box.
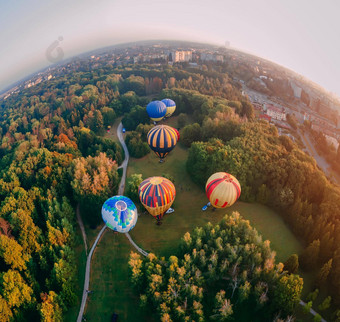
[1,0,340,97]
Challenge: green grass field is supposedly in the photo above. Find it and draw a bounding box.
[82,142,307,321]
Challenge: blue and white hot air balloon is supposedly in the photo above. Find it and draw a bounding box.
[101,196,138,233]
[146,100,167,122]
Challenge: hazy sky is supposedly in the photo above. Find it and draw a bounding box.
[1,0,340,96]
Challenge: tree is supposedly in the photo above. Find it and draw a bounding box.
[306,289,319,302]
[240,100,254,120]
[211,290,233,320]
[125,132,150,158]
[0,235,29,271]
[129,213,304,320]
[300,240,320,269]
[71,152,119,227]
[101,106,116,127]
[181,123,202,147]
[0,218,11,237]
[1,269,33,308]
[126,174,143,203]
[316,259,332,287]
[177,113,187,128]
[273,274,303,315]
[284,254,299,274]
[256,184,270,204]
[39,291,63,322]
[302,301,313,315]
[318,296,331,311]
[0,295,12,322]
[314,314,322,322]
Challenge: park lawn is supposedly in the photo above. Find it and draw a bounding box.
[127,144,303,263]
[103,117,123,142]
[84,231,156,322]
[64,226,87,321]
[84,143,309,321]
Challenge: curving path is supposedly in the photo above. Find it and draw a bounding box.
[299,300,327,322]
[76,204,88,255]
[77,122,148,322]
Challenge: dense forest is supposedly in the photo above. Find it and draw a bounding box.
[0,55,339,320]
[129,213,303,321]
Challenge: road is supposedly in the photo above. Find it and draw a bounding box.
[77,122,147,322]
[298,128,331,178]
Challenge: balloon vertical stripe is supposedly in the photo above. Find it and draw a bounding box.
[205,172,241,209]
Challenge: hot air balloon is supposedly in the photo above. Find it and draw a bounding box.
[146,100,167,122]
[161,98,176,117]
[205,172,241,208]
[101,195,138,233]
[174,128,180,141]
[138,176,176,224]
[147,125,178,161]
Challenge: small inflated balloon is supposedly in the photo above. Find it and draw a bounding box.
[138,176,176,222]
[161,98,176,117]
[102,196,138,233]
[146,100,167,122]
[205,172,241,208]
[147,125,178,160]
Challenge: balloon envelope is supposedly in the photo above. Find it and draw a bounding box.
[146,101,167,122]
[102,196,138,233]
[147,125,178,160]
[205,172,241,208]
[161,98,176,117]
[138,176,176,220]
[174,128,180,141]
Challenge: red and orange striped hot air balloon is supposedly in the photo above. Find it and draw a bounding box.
[205,172,241,208]
[138,176,176,224]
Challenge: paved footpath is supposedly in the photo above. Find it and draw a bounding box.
[77,122,148,322]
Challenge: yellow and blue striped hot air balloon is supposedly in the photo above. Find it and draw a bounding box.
[147,125,178,161]
[101,196,138,233]
[161,98,176,117]
[205,172,241,208]
[138,176,176,223]
[146,100,167,122]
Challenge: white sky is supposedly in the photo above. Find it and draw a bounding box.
[1,0,340,96]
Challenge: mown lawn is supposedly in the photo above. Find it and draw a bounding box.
[83,142,307,321]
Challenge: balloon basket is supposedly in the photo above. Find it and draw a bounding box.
[159,159,164,163]
[156,221,163,226]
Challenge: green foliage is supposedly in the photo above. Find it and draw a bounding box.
[300,240,320,269]
[318,296,331,311]
[177,113,187,128]
[273,274,303,315]
[316,259,332,287]
[122,105,149,131]
[284,254,299,274]
[306,289,319,302]
[302,301,313,315]
[101,106,116,127]
[129,213,303,321]
[181,123,202,147]
[126,174,143,203]
[125,131,150,158]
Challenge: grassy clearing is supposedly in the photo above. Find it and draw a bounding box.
[127,144,302,262]
[64,226,87,321]
[84,232,155,322]
[104,117,123,142]
[84,135,308,321]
